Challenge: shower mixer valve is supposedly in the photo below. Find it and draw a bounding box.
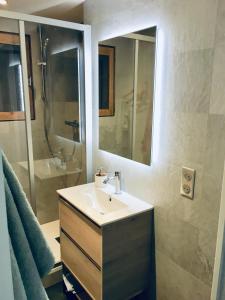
[37,61,47,66]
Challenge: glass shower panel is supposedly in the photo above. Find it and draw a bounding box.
[0,17,31,201]
[25,22,85,224]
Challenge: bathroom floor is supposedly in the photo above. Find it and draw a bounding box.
[47,282,67,300]
[47,282,149,300]
[46,282,91,300]
[41,220,61,264]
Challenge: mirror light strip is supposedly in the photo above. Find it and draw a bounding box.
[122,33,155,43]
[131,39,139,159]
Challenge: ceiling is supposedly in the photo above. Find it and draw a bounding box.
[0,0,84,22]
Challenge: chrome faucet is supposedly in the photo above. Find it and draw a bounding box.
[103,171,122,194]
[54,148,66,169]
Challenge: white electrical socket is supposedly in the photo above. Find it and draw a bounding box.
[180,167,196,199]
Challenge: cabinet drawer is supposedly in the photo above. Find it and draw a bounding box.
[59,199,102,266]
[61,232,102,300]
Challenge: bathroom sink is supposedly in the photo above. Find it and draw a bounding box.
[81,188,128,215]
[57,183,153,226]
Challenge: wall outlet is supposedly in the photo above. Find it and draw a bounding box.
[180,167,196,199]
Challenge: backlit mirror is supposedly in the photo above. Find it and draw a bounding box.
[98,26,156,165]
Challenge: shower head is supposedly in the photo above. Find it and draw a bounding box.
[44,38,49,49]
[38,25,49,54]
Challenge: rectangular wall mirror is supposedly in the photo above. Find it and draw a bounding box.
[98,26,157,165]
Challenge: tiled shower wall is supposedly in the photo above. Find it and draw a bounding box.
[84,0,225,299]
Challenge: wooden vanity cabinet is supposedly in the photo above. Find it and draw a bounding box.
[59,198,153,300]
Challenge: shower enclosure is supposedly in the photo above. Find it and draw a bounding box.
[0,11,92,225]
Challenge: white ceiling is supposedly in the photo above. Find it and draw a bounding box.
[0,0,84,21]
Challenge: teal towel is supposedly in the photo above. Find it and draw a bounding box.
[2,151,55,300]
[9,240,27,300]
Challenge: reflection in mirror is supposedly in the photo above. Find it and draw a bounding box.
[99,45,115,116]
[98,27,156,165]
[51,47,80,141]
[38,25,82,143]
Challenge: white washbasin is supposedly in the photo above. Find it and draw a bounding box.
[80,188,128,215]
[57,183,153,226]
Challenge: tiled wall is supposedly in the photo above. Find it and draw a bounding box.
[84,0,225,299]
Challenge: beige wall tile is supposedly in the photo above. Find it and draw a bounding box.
[156,250,211,300]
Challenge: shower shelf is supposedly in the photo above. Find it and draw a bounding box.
[18,158,82,180]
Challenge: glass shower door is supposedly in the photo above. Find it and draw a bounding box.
[0,14,90,226]
[24,21,86,224]
[0,17,31,202]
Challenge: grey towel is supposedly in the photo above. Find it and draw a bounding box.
[2,151,55,300]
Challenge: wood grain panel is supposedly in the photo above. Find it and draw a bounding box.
[0,32,20,45]
[0,112,25,121]
[61,232,102,300]
[59,199,102,267]
[102,211,153,300]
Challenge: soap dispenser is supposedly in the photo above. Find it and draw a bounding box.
[94,167,107,188]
